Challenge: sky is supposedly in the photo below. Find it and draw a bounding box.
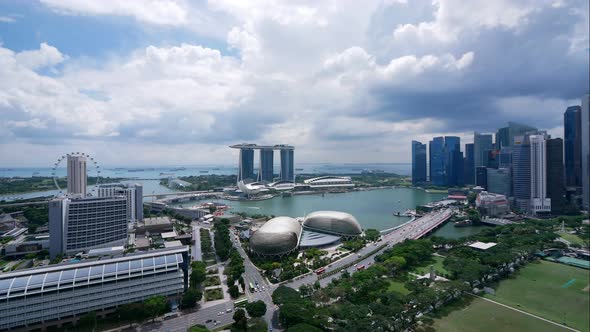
[0,0,588,167]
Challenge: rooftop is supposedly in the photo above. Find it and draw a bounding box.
[143,216,172,226]
[468,241,497,250]
[229,143,294,150]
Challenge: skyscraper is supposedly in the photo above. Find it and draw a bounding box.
[475,166,487,189]
[238,148,255,183]
[564,106,582,188]
[444,136,463,186]
[67,155,87,196]
[429,137,445,186]
[411,141,427,185]
[464,143,474,185]
[496,126,510,149]
[512,136,531,212]
[280,149,295,182]
[546,138,564,214]
[473,132,494,181]
[529,135,551,214]
[487,168,511,197]
[581,94,590,210]
[258,149,274,182]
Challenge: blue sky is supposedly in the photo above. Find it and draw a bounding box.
[0,0,588,166]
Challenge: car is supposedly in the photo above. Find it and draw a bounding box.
[218,312,223,316]
[205,319,213,323]
[340,269,345,273]
[261,286,265,290]
[353,264,358,267]
[226,308,233,313]
[214,321,219,326]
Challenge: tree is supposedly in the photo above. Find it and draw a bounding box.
[245,300,267,318]
[188,325,209,332]
[181,288,202,309]
[145,296,168,322]
[232,308,248,331]
[364,228,381,242]
[228,285,240,298]
[190,261,207,287]
[77,311,96,330]
[248,318,268,332]
[287,323,323,332]
[272,286,301,305]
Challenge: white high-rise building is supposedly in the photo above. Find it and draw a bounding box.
[67,155,87,196]
[529,135,551,214]
[98,183,144,222]
[581,94,590,210]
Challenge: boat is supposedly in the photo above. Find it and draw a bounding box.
[160,172,173,176]
[295,168,304,171]
[170,167,186,171]
[128,169,145,172]
[454,220,473,227]
[199,170,209,173]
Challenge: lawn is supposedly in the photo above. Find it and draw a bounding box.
[413,255,448,276]
[484,260,590,332]
[387,280,410,295]
[428,296,570,332]
[204,288,224,301]
[204,276,221,287]
[559,232,587,246]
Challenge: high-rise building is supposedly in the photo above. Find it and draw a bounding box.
[496,126,510,149]
[464,143,474,185]
[475,166,487,189]
[0,247,188,331]
[529,135,551,214]
[498,146,513,169]
[473,132,494,182]
[258,149,274,182]
[238,148,255,183]
[546,138,564,214]
[49,196,128,258]
[581,94,590,210]
[512,136,531,212]
[497,122,538,148]
[564,106,582,189]
[411,141,427,185]
[98,183,144,222]
[444,136,463,186]
[280,149,295,182]
[67,155,87,196]
[429,137,445,186]
[487,168,511,197]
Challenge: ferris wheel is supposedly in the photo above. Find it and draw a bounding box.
[51,152,101,196]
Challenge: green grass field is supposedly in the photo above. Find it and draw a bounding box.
[413,255,448,276]
[387,280,410,295]
[485,260,589,332]
[429,296,570,332]
[559,232,587,246]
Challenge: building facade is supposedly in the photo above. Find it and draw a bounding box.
[258,149,274,182]
[512,137,531,212]
[486,168,511,197]
[529,135,551,214]
[98,183,143,222]
[0,247,188,331]
[546,138,564,214]
[49,196,128,258]
[473,132,494,182]
[238,147,255,183]
[444,136,463,187]
[582,94,590,210]
[564,106,582,188]
[280,149,295,182]
[411,140,427,185]
[429,137,445,186]
[67,155,87,196]
[475,167,487,189]
[464,143,475,185]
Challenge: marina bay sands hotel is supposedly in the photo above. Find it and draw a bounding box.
[230,144,295,184]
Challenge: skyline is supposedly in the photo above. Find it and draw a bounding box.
[0,0,588,167]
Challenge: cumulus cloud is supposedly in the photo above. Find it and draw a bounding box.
[1,0,588,166]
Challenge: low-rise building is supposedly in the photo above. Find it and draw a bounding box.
[0,247,188,331]
[136,217,173,234]
[476,191,510,217]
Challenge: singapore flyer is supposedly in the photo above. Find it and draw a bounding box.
[51,152,101,196]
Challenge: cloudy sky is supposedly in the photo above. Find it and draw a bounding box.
[0,0,588,167]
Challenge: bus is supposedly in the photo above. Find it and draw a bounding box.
[356,265,365,271]
[249,282,255,292]
[234,298,249,308]
[315,267,326,275]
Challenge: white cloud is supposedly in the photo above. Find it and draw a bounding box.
[0,16,17,23]
[39,0,188,26]
[15,43,67,70]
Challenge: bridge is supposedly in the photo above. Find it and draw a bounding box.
[479,218,519,226]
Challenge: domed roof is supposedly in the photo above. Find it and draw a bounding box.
[303,211,362,236]
[249,217,302,255]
